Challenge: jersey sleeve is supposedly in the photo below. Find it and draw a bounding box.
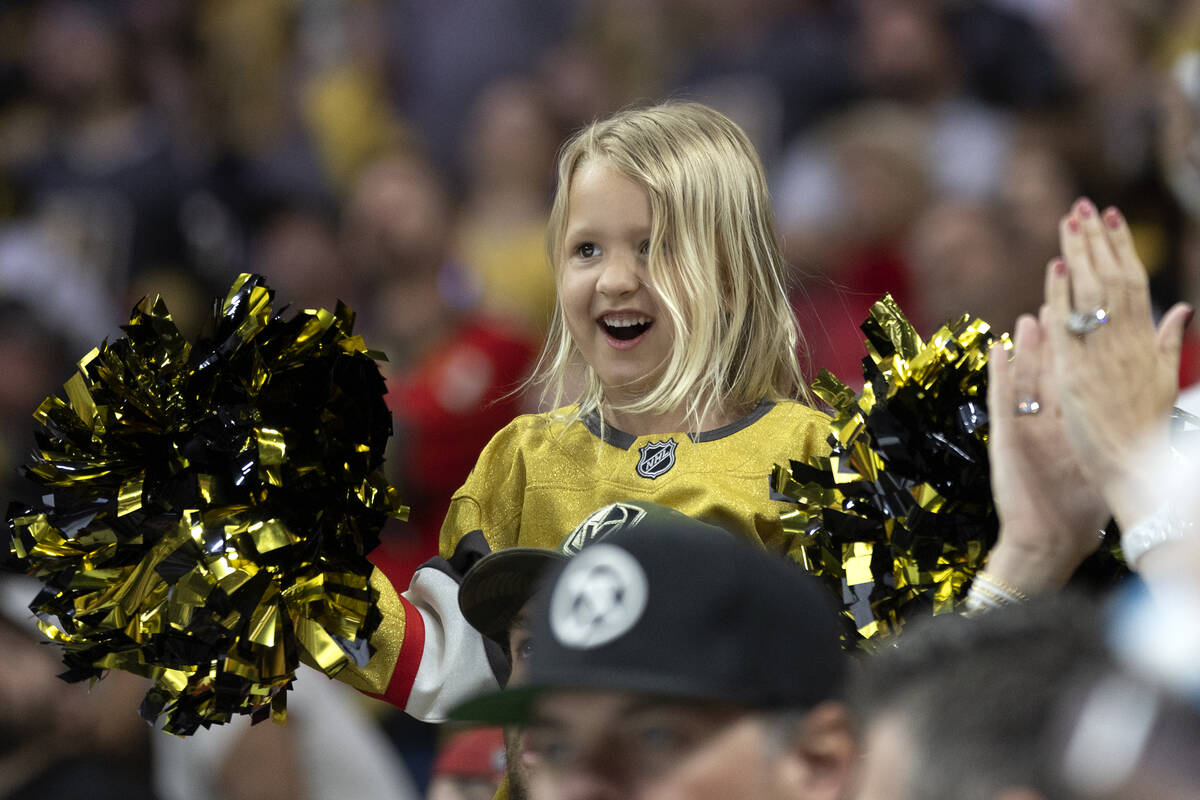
[335,419,532,721]
[336,532,506,721]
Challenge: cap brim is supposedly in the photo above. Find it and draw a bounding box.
[458,548,563,644]
[448,684,546,725]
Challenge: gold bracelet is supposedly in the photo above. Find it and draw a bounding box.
[973,570,1030,604]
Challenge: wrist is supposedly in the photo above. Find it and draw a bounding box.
[1101,473,1169,535]
[961,567,1031,617]
[1095,433,1174,530]
[1121,502,1195,569]
[983,532,1083,595]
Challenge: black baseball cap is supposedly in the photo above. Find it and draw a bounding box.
[457,501,721,647]
[450,516,846,723]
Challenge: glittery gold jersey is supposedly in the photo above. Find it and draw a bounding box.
[441,399,830,559]
[341,399,830,719]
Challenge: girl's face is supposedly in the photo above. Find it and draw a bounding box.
[560,159,673,406]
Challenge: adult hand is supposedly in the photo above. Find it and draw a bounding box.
[984,314,1109,593]
[1043,198,1192,531]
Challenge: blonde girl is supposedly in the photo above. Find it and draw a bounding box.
[334,101,835,721]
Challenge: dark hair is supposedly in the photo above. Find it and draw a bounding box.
[853,594,1111,800]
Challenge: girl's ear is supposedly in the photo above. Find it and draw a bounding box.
[773,701,856,800]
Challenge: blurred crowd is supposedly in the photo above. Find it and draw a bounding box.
[5,0,1200,798]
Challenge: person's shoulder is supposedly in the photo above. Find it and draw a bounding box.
[750,399,831,458]
[474,406,584,457]
[764,398,831,426]
[489,405,577,434]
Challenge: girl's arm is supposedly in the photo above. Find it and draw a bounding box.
[336,529,503,722]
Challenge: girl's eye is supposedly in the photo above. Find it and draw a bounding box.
[639,240,650,256]
[576,242,597,258]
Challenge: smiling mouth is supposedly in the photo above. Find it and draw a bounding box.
[600,317,653,341]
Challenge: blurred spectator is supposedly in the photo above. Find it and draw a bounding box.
[853,595,1112,800]
[248,199,349,312]
[906,200,1035,332]
[664,0,858,169]
[851,0,1016,200]
[454,77,559,339]
[427,727,507,800]
[0,298,77,507]
[153,677,420,800]
[0,576,157,800]
[381,0,572,180]
[341,151,536,580]
[944,0,1069,111]
[341,146,536,795]
[12,0,194,284]
[1049,0,1186,301]
[537,39,627,134]
[998,128,1081,276]
[779,103,928,384]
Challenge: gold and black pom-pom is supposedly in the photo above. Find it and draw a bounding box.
[774,296,1004,649]
[5,274,407,734]
[775,296,1142,649]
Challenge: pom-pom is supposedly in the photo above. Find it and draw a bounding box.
[5,273,407,734]
[773,295,1002,648]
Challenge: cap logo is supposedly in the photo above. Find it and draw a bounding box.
[560,502,648,556]
[550,544,647,649]
[636,438,676,479]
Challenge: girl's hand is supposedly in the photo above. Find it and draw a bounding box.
[984,314,1110,593]
[1043,198,1192,531]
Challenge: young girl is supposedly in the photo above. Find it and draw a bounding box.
[338,102,832,720]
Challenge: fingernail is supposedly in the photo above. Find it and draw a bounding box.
[1078,199,1095,218]
[1067,217,1080,234]
[1188,308,1195,329]
[1104,207,1121,229]
[1053,257,1066,274]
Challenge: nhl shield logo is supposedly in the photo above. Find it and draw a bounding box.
[636,438,677,479]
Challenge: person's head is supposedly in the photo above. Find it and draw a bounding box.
[537,101,808,427]
[428,726,508,800]
[459,501,729,800]
[341,150,459,360]
[852,595,1111,800]
[250,200,344,312]
[462,76,560,194]
[28,0,137,111]
[342,151,453,282]
[459,501,726,687]
[907,200,1020,331]
[453,517,853,800]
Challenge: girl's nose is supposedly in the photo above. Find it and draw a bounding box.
[595,253,641,297]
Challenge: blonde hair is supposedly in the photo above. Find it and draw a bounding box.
[534,101,810,429]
